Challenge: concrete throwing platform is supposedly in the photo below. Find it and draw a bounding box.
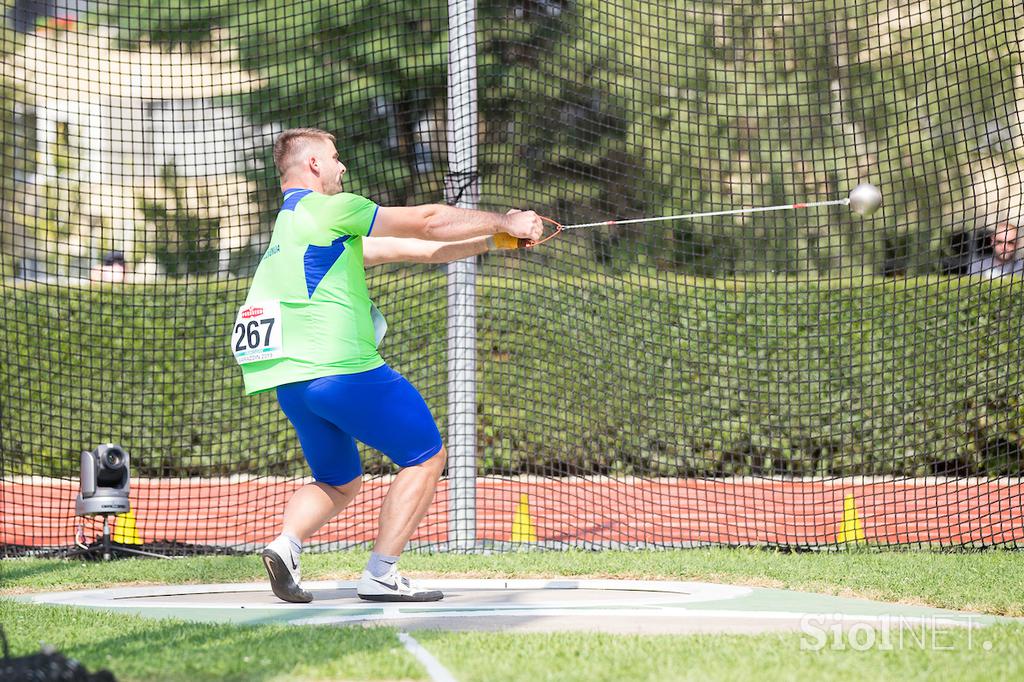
[16,579,1010,635]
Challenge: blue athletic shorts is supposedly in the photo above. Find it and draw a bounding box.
[275,364,443,486]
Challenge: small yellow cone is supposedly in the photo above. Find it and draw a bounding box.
[112,509,143,545]
[511,493,537,543]
[836,494,866,544]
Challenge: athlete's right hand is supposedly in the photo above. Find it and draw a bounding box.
[501,210,543,242]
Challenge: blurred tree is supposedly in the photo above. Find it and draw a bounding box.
[479,0,1023,275]
[95,0,1024,275]
[142,165,221,277]
[101,0,449,214]
[228,0,449,205]
[840,0,1023,276]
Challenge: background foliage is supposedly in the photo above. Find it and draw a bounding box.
[1,1,1022,485]
[94,0,1024,275]
[2,273,1022,478]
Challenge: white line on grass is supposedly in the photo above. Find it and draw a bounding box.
[397,632,458,682]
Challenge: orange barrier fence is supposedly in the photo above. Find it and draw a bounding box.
[2,477,1021,550]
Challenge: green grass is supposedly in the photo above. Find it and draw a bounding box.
[2,549,1023,681]
[418,625,1024,682]
[2,600,1021,682]
[0,599,421,682]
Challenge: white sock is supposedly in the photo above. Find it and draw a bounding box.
[282,533,302,555]
[367,552,399,578]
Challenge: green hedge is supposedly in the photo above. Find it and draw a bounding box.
[2,272,1022,478]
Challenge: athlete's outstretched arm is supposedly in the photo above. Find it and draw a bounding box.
[363,234,522,266]
[372,205,542,243]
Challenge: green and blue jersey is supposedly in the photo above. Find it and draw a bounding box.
[233,189,384,394]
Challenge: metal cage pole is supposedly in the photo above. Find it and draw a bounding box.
[445,0,479,551]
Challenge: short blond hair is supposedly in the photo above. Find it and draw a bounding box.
[273,128,336,175]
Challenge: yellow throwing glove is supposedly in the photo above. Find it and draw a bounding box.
[488,232,525,250]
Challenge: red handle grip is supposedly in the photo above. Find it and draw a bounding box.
[524,216,563,248]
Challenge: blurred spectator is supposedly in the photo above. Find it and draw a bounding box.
[7,0,84,33]
[968,221,1024,278]
[7,0,47,32]
[90,251,126,283]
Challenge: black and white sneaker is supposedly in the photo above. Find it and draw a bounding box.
[356,566,444,602]
[261,536,312,604]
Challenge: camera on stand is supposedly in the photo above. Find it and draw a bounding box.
[70,444,166,560]
[75,444,131,516]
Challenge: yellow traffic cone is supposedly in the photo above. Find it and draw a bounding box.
[511,493,538,543]
[112,509,143,545]
[836,494,866,545]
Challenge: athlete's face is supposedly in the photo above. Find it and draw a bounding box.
[317,141,347,195]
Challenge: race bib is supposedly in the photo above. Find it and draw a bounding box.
[232,301,283,364]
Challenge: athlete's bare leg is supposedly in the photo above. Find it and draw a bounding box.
[282,479,362,541]
[372,446,447,556]
[264,479,360,603]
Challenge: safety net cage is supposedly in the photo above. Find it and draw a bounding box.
[1,0,1022,556]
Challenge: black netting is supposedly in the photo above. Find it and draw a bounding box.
[1,0,1022,556]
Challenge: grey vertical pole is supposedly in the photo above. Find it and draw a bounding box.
[446,0,478,551]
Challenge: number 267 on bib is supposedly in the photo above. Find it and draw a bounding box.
[232,301,283,364]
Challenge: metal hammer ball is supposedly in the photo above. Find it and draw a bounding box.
[848,183,882,216]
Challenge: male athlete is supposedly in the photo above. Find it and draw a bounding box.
[232,128,542,603]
